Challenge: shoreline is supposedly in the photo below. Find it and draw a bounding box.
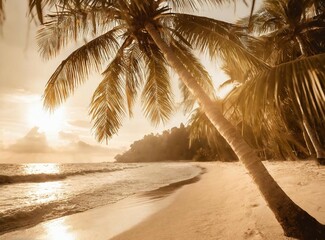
[2,161,325,240]
[0,163,206,240]
[113,161,325,240]
[141,165,206,200]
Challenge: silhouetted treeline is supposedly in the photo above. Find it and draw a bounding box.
[115,124,237,162]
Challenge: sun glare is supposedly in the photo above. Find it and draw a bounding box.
[27,100,65,134]
[44,219,76,240]
[23,163,60,175]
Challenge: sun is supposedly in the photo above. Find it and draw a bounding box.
[27,100,65,134]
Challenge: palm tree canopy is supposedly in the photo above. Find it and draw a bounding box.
[238,0,325,63]
[36,0,255,142]
[226,0,325,156]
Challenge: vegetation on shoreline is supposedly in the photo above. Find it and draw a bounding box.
[115,123,237,163]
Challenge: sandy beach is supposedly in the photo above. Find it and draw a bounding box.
[2,161,325,240]
[113,161,325,240]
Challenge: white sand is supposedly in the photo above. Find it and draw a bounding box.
[113,161,325,240]
[2,161,325,240]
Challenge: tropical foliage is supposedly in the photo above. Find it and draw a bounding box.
[37,0,239,142]
[224,0,325,159]
[115,123,236,162]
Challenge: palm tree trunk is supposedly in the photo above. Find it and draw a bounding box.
[146,23,325,239]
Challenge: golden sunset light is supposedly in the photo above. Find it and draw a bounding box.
[23,163,60,175]
[44,219,76,240]
[0,1,324,240]
[27,100,65,135]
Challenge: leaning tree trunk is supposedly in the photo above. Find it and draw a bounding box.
[146,23,325,239]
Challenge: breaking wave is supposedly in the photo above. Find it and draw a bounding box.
[0,167,127,185]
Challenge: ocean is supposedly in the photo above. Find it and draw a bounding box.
[0,162,201,235]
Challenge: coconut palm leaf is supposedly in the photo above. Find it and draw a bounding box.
[37,7,119,59]
[43,27,120,110]
[187,107,238,161]
[89,54,126,143]
[226,0,325,155]
[169,39,215,113]
[141,47,173,125]
[188,107,220,148]
[238,0,287,34]
[28,0,114,24]
[123,42,144,117]
[0,0,246,28]
[167,0,233,11]
[29,0,53,24]
[230,53,325,133]
[168,13,270,75]
[238,0,325,62]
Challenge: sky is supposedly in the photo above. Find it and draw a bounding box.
[0,0,260,163]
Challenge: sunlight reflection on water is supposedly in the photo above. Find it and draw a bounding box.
[43,218,76,240]
[23,163,60,175]
[30,181,63,204]
[21,163,64,204]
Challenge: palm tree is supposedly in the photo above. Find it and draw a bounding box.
[234,0,325,163]
[220,56,306,160]
[1,0,325,238]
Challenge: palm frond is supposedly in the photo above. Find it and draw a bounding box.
[188,107,237,161]
[43,28,120,110]
[246,106,308,159]
[230,53,325,130]
[169,13,270,76]
[247,0,256,29]
[237,0,287,34]
[89,53,126,143]
[29,0,53,24]
[166,0,235,12]
[141,47,173,125]
[28,0,115,24]
[123,41,145,117]
[188,107,220,148]
[168,39,215,113]
[225,91,308,159]
[37,7,119,59]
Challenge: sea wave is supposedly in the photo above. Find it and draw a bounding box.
[0,167,128,185]
[0,170,204,235]
[0,163,202,236]
[0,199,81,235]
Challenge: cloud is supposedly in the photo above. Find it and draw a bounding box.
[68,120,91,129]
[55,139,122,156]
[68,141,122,154]
[59,131,79,142]
[58,131,122,154]
[0,127,124,163]
[8,127,52,153]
